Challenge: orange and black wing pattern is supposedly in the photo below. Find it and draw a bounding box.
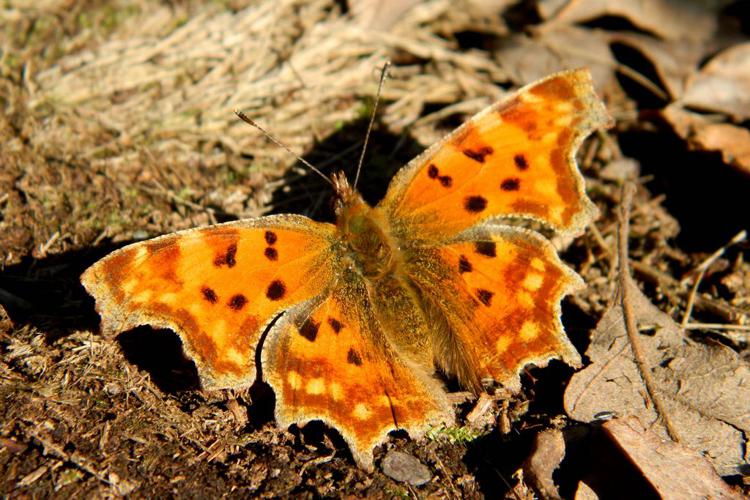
[81,215,337,390]
[379,69,612,238]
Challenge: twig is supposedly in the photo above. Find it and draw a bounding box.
[618,182,682,443]
[682,230,747,284]
[631,260,746,323]
[683,323,750,332]
[680,230,746,328]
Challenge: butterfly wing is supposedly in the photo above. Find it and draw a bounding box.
[81,214,337,390]
[378,68,612,238]
[263,275,454,470]
[407,224,582,392]
[376,68,610,391]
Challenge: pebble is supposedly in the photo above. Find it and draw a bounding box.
[381,450,432,486]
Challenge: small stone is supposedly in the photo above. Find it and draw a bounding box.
[381,450,432,486]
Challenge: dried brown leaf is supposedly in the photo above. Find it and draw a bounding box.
[605,32,708,100]
[537,0,721,42]
[494,25,618,90]
[523,428,565,499]
[564,275,750,476]
[682,42,750,122]
[662,105,750,176]
[603,416,743,499]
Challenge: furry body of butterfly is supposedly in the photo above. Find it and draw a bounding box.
[82,68,613,470]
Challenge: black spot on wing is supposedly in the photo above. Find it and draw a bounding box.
[228,294,247,310]
[201,286,218,303]
[214,243,237,268]
[347,348,362,366]
[514,153,529,170]
[474,241,496,258]
[264,247,278,260]
[464,196,487,213]
[327,317,343,333]
[501,178,520,191]
[265,231,277,245]
[427,164,452,188]
[476,288,494,307]
[458,255,472,274]
[463,146,494,163]
[298,319,319,342]
[266,280,286,300]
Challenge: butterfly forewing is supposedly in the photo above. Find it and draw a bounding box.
[379,69,612,238]
[81,215,338,390]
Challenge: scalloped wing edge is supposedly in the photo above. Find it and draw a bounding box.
[382,67,613,237]
[261,298,456,471]
[80,214,336,390]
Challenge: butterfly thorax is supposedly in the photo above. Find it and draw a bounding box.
[333,172,395,279]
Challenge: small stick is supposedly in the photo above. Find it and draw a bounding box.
[683,322,750,332]
[680,230,746,327]
[618,182,682,443]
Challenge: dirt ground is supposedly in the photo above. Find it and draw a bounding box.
[1,0,749,497]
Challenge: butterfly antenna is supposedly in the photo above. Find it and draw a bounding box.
[353,60,391,189]
[235,110,334,187]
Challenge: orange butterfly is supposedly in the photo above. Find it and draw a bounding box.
[81,68,612,470]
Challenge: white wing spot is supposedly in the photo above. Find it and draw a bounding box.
[530,258,545,272]
[353,403,371,420]
[159,292,179,304]
[495,336,511,354]
[329,381,343,401]
[287,371,302,390]
[133,289,153,303]
[523,272,544,292]
[535,179,557,197]
[306,377,326,395]
[517,290,534,308]
[122,279,138,294]
[520,321,541,341]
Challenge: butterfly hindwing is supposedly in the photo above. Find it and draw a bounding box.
[81,215,337,390]
[407,224,582,392]
[379,69,612,238]
[262,276,454,470]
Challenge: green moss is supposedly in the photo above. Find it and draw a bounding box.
[425,424,486,444]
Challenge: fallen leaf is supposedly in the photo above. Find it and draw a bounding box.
[494,25,618,91]
[523,428,565,499]
[537,0,722,42]
[603,416,743,499]
[574,481,598,500]
[564,275,750,476]
[662,105,750,176]
[606,31,708,100]
[682,42,750,121]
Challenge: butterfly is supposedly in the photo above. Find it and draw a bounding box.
[81,68,612,470]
